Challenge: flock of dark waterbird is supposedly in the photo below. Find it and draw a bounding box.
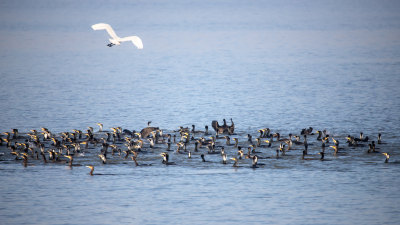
[0,119,396,175]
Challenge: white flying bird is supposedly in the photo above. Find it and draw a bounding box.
[91,23,143,49]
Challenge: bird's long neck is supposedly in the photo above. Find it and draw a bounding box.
[133,157,139,166]
[41,152,47,163]
[233,160,238,167]
[252,156,258,167]
[385,155,389,163]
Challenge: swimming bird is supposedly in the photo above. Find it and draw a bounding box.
[251,155,259,168]
[122,150,132,159]
[165,142,172,151]
[192,141,199,152]
[231,157,239,167]
[251,155,265,168]
[346,135,362,147]
[98,154,107,164]
[332,137,339,148]
[86,166,95,176]
[330,145,338,155]
[258,129,265,138]
[224,136,231,146]
[355,132,368,142]
[211,119,233,134]
[40,152,48,163]
[10,150,21,160]
[12,129,19,140]
[211,120,227,134]
[64,155,74,167]
[176,142,184,153]
[249,145,261,154]
[247,134,253,145]
[227,118,235,134]
[367,142,379,153]
[293,136,303,145]
[97,123,103,132]
[148,138,155,148]
[264,139,272,148]
[91,23,143,49]
[381,153,400,164]
[382,153,390,163]
[233,138,239,147]
[261,128,272,138]
[130,152,151,166]
[221,153,227,164]
[88,126,94,134]
[316,131,322,141]
[245,147,253,159]
[220,146,225,155]
[20,153,29,167]
[140,123,159,138]
[279,143,286,156]
[318,152,330,161]
[301,127,313,135]
[191,125,204,134]
[160,152,175,165]
[201,154,207,162]
[237,148,244,159]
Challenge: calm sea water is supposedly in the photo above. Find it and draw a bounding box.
[1,0,400,224]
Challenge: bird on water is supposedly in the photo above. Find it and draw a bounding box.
[1,122,394,176]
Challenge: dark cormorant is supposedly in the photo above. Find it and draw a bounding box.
[160,152,175,165]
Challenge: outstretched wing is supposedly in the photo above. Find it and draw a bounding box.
[91,23,119,40]
[120,36,143,49]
